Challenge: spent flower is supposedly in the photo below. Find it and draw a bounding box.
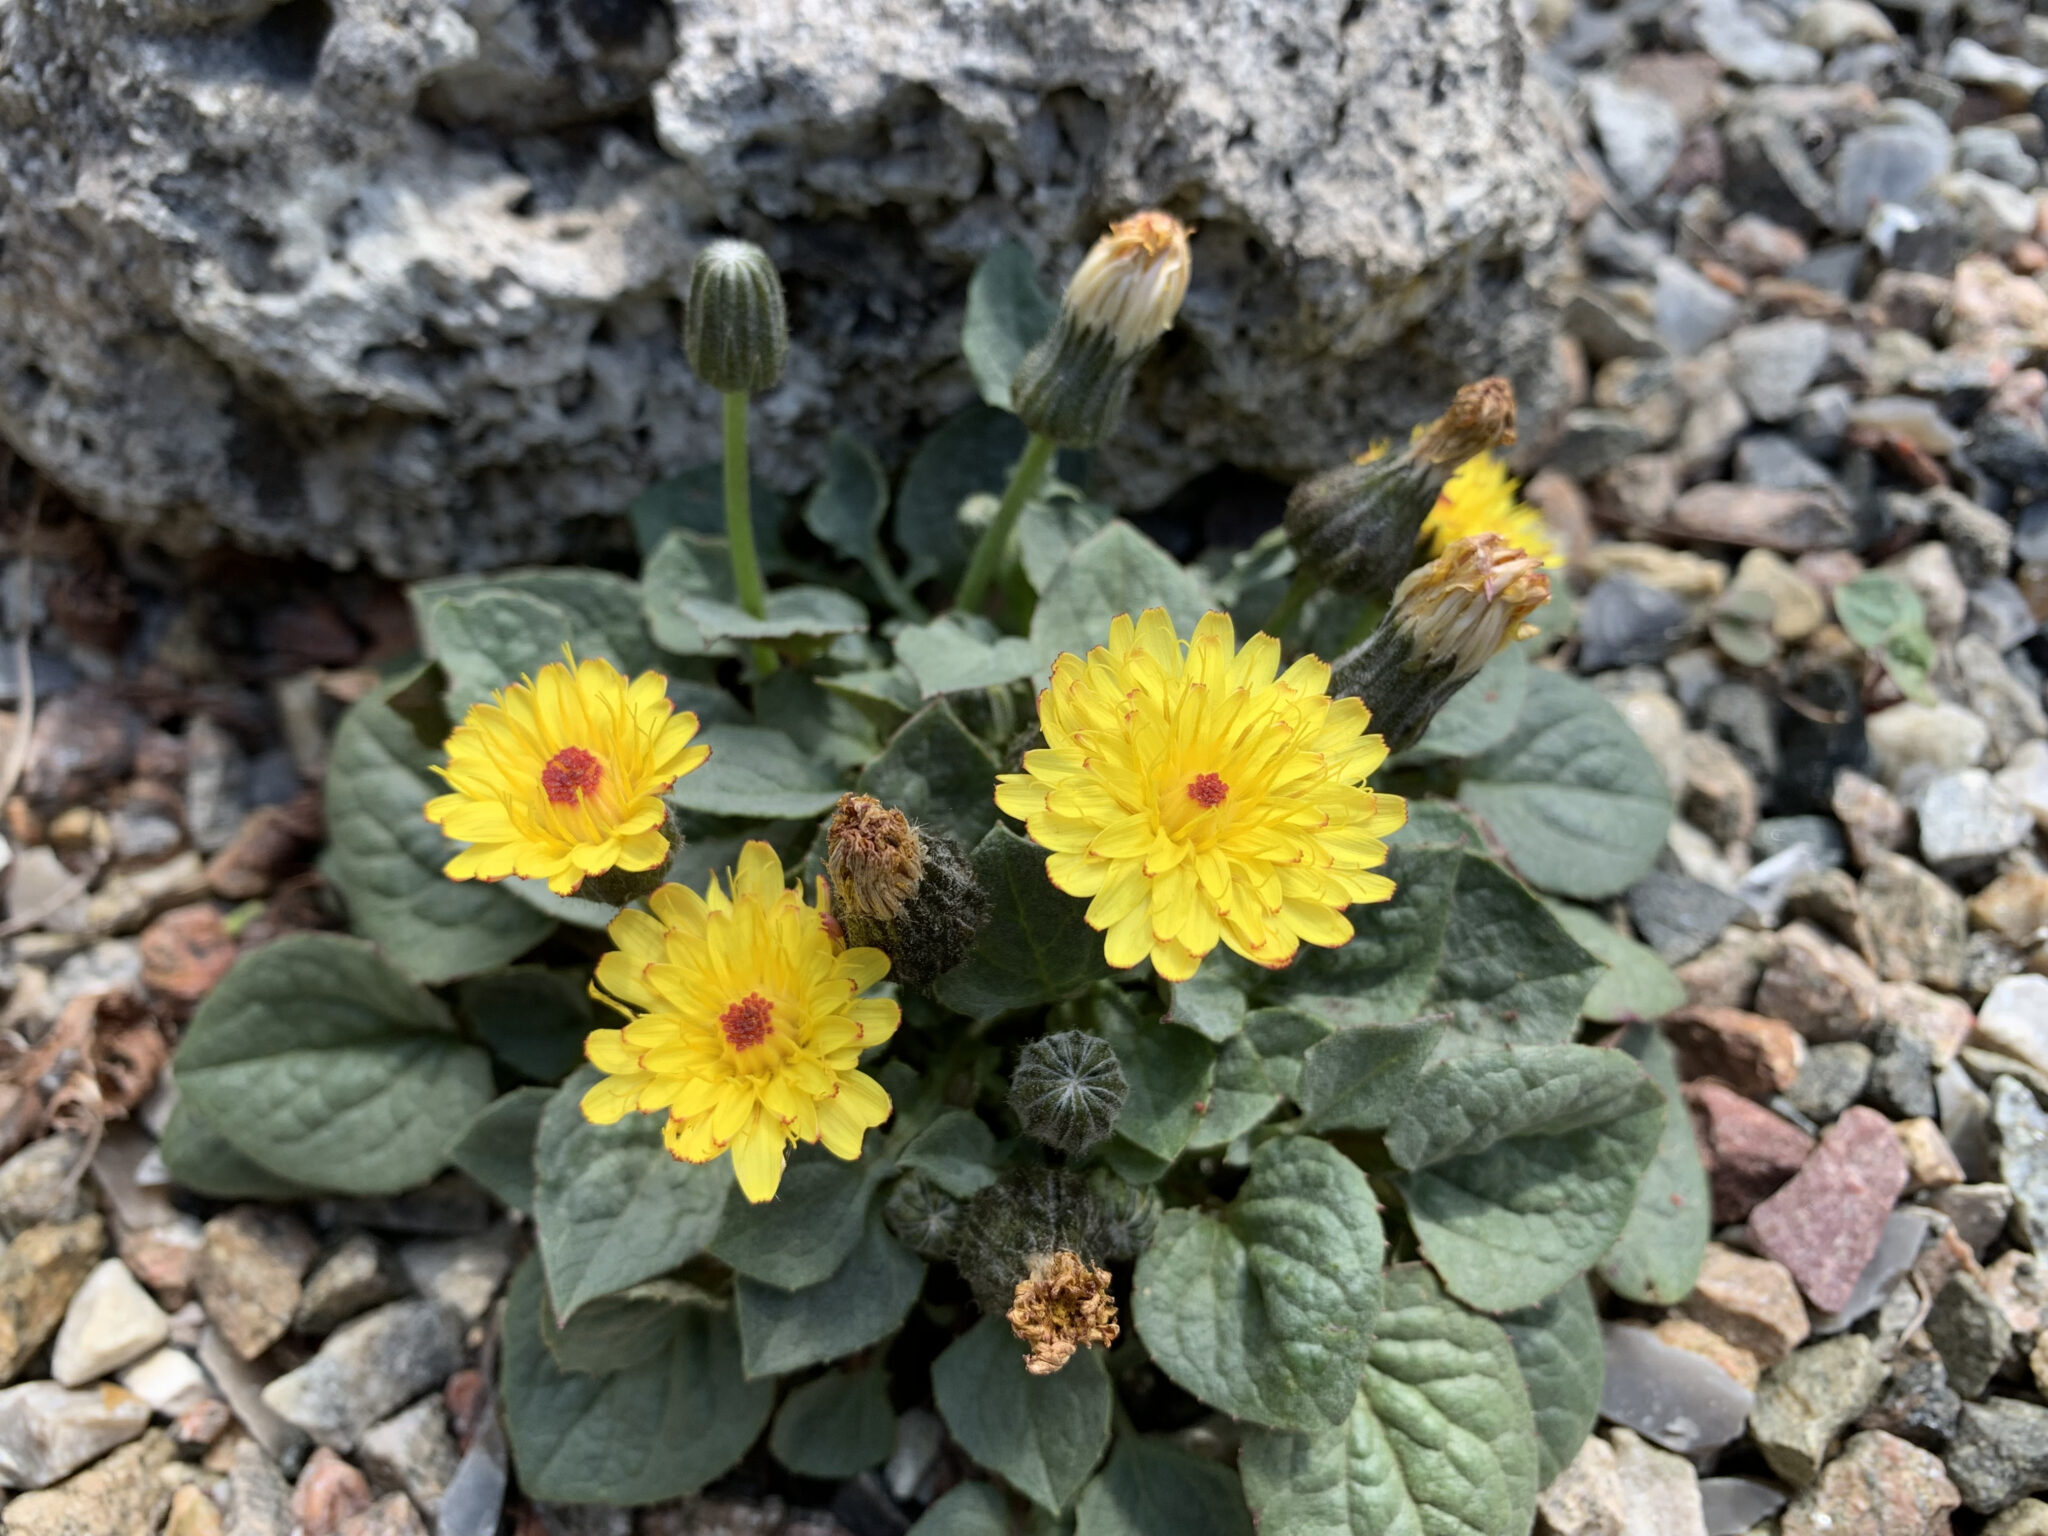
[1008,1250,1120,1376]
[825,795,990,989]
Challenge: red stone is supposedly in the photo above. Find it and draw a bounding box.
[293,1448,372,1536]
[1685,1080,1816,1223]
[139,904,237,1002]
[1748,1106,1910,1312]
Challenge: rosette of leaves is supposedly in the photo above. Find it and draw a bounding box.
[160,242,1698,1533]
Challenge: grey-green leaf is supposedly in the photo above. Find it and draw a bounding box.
[932,1315,1111,1513]
[174,934,494,1196]
[895,406,1031,584]
[770,1365,897,1478]
[1030,522,1212,664]
[857,702,1002,851]
[710,1155,878,1291]
[1074,1438,1253,1536]
[1404,642,1530,762]
[1598,1023,1711,1306]
[1133,1137,1383,1433]
[642,531,869,651]
[898,1110,999,1199]
[907,1483,1011,1536]
[1388,1045,1666,1311]
[963,241,1057,411]
[158,1100,319,1202]
[666,723,845,819]
[457,968,592,1083]
[1185,1031,1281,1151]
[1089,990,1214,1164]
[804,429,891,563]
[1544,900,1686,1023]
[1240,1264,1538,1536]
[1499,1277,1603,1490]
[894,614,1043,699]
[629,463,787,560]
[449,1087,551,1214]
[1297,1015,1446,1133]
[736,1212,925,1377]
[933,825,1111,1019]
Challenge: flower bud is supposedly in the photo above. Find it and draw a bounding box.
[884,1171,961,1259]
[576,806,681,908]
[684,239,788,395]
[1283,377,1519,603]
[1009,1031,1127,1157]
[826,795,990,990]
[1331,533,1551,752]
[1011,211,1192,449]
[1007,1250,1120,1376]
[1084,1168,1160,1260]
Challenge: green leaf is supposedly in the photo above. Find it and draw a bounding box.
[411,569,656,708]
[629,463,787,562]
[898,1110,999,1198]
[895,614,1043,699]
[666,723,844,819]
[908,1483,1011,1536]
[754,668,883,773]
[736,1212,925,1377]
[1835,572,1938,704]
[804,429,891,563]
[963,241,1057,411]
[857,701,1002,851]
[502,1256,772,1504]
[1185,1032,1282,1151]
[821,665,923,725]
[1165,953,1252,1043]
[321,686,554,985]
[1018,491,1114,594]
[1030,522,1212,664]
[771,1364,897,1479]
[159,1100,318,1202]
[1088,989,1214,1164]
[449,1087,550,1214]
[1297,1015,1446,1133]
[932,1315,1112,1513]
[1388,1045,1666,1311]
[642,531,870,651]
[1133,1137,1384,1432]
[1240,1264,1537,1536]
[1403,643,1530,762]
[711,1155,878,1291]
[896,406,1031,584]
[533,1068,730,1318]
[1598,1023,1711,1306]
[1074,1438,1253,1536]
[934,825,1112,1019]
[174,934,494,1196]
[538,1279,706,1376]
[1238,1006,1337,1101]
[1543,900,1686,1023]
[1499,1277,1603,1490]
[1459,670,1673,900]
[457,968,592,1082]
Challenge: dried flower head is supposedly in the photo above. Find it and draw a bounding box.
[1412,376,1518,468]
[824,794,990,990]
[1007,1250,1120,1376]
[826,795,924,922]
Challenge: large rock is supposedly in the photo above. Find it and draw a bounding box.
[0,0,1566,576]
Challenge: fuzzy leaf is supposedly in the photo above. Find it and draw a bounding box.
[1030,522,1212,664]
[411,568,655,709]
[770,1365,897,1478]
[1240,1265,1538,1536]
[932,1315,1112,1513]
[736,1212,925,1377]
[449,1087,551,1214]
[538,1279,708,1376]
[1297,1014,1446,1133]
[1499,1276,1604,1490]
[1075,1438,1254,1536]
[898,1110,999,1199]
[533,1068,730,1319]
[857,701,1002,851]
[642,531,869,651]
[754,668,883,773]
[1089,989,1214,1164]
[629,464,787,560]
[1543,900,1686,1023]
[666,723,845,819]
[159,1100,318,1202]
[1134,1137,1384,1432]
[907,1484,1010,1536]
[1165,953,1253,1043]
[175,934,494,1196]
[1598,1023,1711,1306]
[502,1256,772,1504]
[1460,670,1673,900]
[804,430,891,563]
[457,968,592,1082]
[934,825,1112,1019]
[1388,1045,1666,1311]
[1403,643,1531,762]
[894,614,1043,699]
[1238,1006,1338,1101]
[710,1154,879,1291]
[1018,492,1115,594]
[963,241,1057,411]
[896,406,1031,584]
[1186,1031,1282,1151]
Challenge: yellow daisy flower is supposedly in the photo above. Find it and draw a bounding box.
[1358,442,1561,571]
[994,609,1405,982]
[580,841,899,1203]
[424,650,709,897]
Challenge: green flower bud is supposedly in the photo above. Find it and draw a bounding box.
[575,805,680,907]
[1084,1168,1160,1261]
[1009,1031,1127,1157]
[826,795,990,990]
[884,1171,961,1259]
[684,239,788,394]
[1011,211,1192,449]
[1283,377,1518,603]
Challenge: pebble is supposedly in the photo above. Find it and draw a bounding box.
[1684,735,1760,847]
[1860,1355,1963,1449]
[1918,769,2034,869]
[357,1396,458,1519]
[396,1228,512,1327]
[1751,1105,1910,1310]
[1814,1210,1938,1335]
[1600,1322,1755,1453]
[1609,1426,1707,1536]
[165,1484,226,1536]
[1947,1397,2048,1512]
[1834,770,1910,869]
[1626,871,1750,963]
[222,1433,293,1536]
[1928,1270,2016,1401]
[1733,549,1827,640]
[1739,845,1826,929]
[1686,1079,1816,1221]
[1730,317,1832,423]
[1866,704,1990,798]
[295,1235,407,1337]
[1931,488,2016,587]
[0,1216,105,1385]
[1655,1316,1762,1389]
[1656,259,1745,356]
[1888,541,1969,640]
[1856,854,1964,993]
[1537,1434,1628,1536]
[1751,1333,1889,1486]
[195,1207,317,1361]
[137,904,237,1002]
[0,1428,177,1536]
[1787,1039,1875,1122]
[1941,1058,1998,1185]
[1676,1244,1810,1365]
[1896,1116,1966,1190]
[293,1446,372,1536]
[49,1257,170,1388]
[260,1300,464,1452]
[1988,1502,2048,1536]
[1695,0,1821,83]
[2000,740,2048,830]
[1978,975,2048,1081]
[1996,1076,2048,1254]
[1580,577,1696,672]
[1868,1022,1939,1121]
[1779,1429,1960,1536]
[1676,928,1775,1009]
[1755,922,1881,1043]
[118,1346,210,1415]
[0,1134,94,1236]
[196,1325,307,1466]
[1879,981,1974,1070]
[1664,482,1857,551]
[1587,76,1683,203]
[1835,107,1954,229]
[1666,1005,1806,1098]
[1929,1181,2013,1256]
[435,1411,507,1536]
[1958,126,2039,189]
[1794,0,1896,51]
[0,1380,151,1488]
[335,1493,429,1536]
[1945,37,2048,98]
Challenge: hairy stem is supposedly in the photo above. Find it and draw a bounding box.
[956,432,1057,616]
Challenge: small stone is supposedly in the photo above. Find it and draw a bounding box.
[1686,1080,1816,1222]
[1941,1060,1996,1181]
[1866,705,1990,799]
[172,1397,232,1457]
[1997,1076,2048,1253]
[1783,865,1868,956]
[196,1325,308,1467]
[1587,77,1683,204]
[1668,1006,1806,1099]
[1861,1355,1963,1448]
[0,1135,94,1236]
[1626,872,1750,963]
[1835,770,1911,868]
[295,1235,407,1337]
[1752,1334,1889,1486]
[1896,1117,1966,1190]
[221,1435,292,1536]
[1664,482,1856,552]
[1731,548,1827,640]
[396,1228,512,1327]
[195,1207,317,1361]
[1946,1397,2048,1512]
[1780,1429,1960,1536]
[357,1397,457,1520]
[138,904,236,1002]
[1979,975,2048,1078]
[1600,1323,1755,1453]
[1579,578,1695,673]
[1958,126,2036,188]
[1655,260,1744,357]
[0,1216,105,1385]
[0,1380,151,1488]
[1750,1106,1910,1311]
[1859,852,1966,991]
[1676,929,1775,1009]
[1537,1434,1626,1536]
[1927,1272,2016,1400]
[1929,1182,2014,1255]
[1835,108,1953,230]
[1742,847,1828,931]
[1682,735,1759,847]
[1730,318,1831,423]
[49,1257,170,1387]
[0,1428,177,1536]
[1946,37,2048,98]
[1677,1244,1810,1366]
[165,1483,226,1536]
[1919,770,2035,870]
[1757,923,1881,1045]
[1999,739,2048,831]
[334,1493,428,1536]
[1991,1252,2048,1336]
[1881,981,1974,1071]
[1616,690,1690,800]
[118,1346,210,1414]
[1988,1501,2048,1536]
[1696,0,1821,82]
[1814,1210,1937,1335]
[260,1301,464,1452]
[1609,1427,1707,1536]
[1653,1317,1762,1389]
[1968,933,2029,1006]
[1868,1023,1939,1121]
[434,1414,506,1536]
[1888,541,1969,640]
[293,1447,372,1536]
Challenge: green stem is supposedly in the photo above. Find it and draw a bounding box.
[863,551,929,622]
[955,432,1056,615]
[721,391,778,677]
[1261,567,1318,639]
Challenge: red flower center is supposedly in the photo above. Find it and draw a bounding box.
[1187,772,1229,808]
[720,993,775,1051]
[541,746,604,806]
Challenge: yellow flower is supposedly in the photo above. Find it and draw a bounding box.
[994,609,1404,982]
[1357,441,1562,571]
[424,650,709,896]
[580,842,899,1203]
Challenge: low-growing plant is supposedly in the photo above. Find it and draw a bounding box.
[166,215,1700,1535]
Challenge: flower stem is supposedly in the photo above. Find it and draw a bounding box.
[956,432,1056,615]
[722,390,778,677]
[1261,568,1317,639]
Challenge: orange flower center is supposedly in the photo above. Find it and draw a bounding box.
[720,993,775,1051]
[541,746,604,806]
[1187,772,1229,809]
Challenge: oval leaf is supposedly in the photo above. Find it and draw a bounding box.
[1075,1437,1253,1536]
[736,1212,925,1378]
[665,724,845,820]
[770,1364,896,1479]
[963,241,1057,410]
[1597,1023,1711,1306]
[1499,1276,1604,1490]
[933,825,1112,1019]
[932,1314,1111,1513]
[1030,522,1212,664]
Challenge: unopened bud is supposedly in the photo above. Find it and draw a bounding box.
[1331,533,1551,752]
[826,795,990,990]
[1007,1250,1120,1376]
[1084,1168,1160,1261]
[1283,377,1519,603]
[1011,211,1192,449]
[685,240,788,395]
[884,1171,961,1259]
[576,806,680,907]
[1009,1031,1127,1157]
